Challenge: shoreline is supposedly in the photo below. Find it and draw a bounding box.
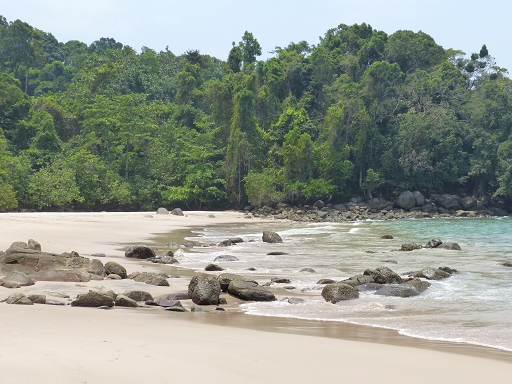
[1,211,511,383]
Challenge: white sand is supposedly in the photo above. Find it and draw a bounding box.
[1,211,511,383]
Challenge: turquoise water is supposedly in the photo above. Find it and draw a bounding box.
[182,217,512,351]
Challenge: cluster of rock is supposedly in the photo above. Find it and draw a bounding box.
[244,191,509,222]
[399,237,462,251]
[188,273,276,305]
[321,265,457,303]
[156,207,185,216]
[0,240,177,288]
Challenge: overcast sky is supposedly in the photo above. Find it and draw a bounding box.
[2,1,510,72]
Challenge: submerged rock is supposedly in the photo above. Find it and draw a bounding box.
[262,231,283,243]
[375,285,419,298]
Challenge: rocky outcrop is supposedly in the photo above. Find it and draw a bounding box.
[262,231,283,243]
[125,245,156,259]
[188,275,221,305]
[321,283,359,303]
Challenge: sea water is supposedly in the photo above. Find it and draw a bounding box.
[179,217,512,351]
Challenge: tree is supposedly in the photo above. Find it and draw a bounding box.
[361,168,383,198]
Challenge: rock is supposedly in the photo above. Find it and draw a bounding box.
[500,261,512,267]
[381,235,394,239]
[395,190,416,210]
[375,286,420,297]
[1,281,20,288]
[286,297,306,304]
[6,292,33,305]
[229,237,244,244]
[300,268,316,273]
[27,294,46,304]
[123,290,154,302]
[30,269,91,282]
[317,278,336,284]
[115,294,138,307]
[166,293,190,301]
[167,242,179,248]
[362,269,388,284]
[333,203,347,212]
[107,274,122,280]
[104,262,127,279]
[412,191,425,206]
[205,263,224,271]
[218,273,258,292]
[188,275,221,305]
[262,231,283,243]
[125,245,156,259]
[130,272,170,286]
[267,251,289,255]
[414,267,452,280]
[91,253,106,257]
[460,196,477,210]
[228,281,276,301]
[170,208,184,216]
[439,266,457,274]
[374,266,404,284]
[218,240,232,247]
[433,194,461,210]
[191,305,209,312]
[321,283,359,303]
[27,239,41,251]
[214,255,239,262]
[164,301,188,312]
[355,283,384,291]
[403,279,431,292]
[147,255,179,264]
[156,207,169,215]
[426,238,443,248]
[270,278,291,284]
[207,214,216,218]
[8,241,28,250]
[367,198,394,210]
[436,242,462,250]
[183,241,195,248]
[71,290,114,307]
[87,259,105,277]
[218,298,227,305]
[382,259,397,264]
[400,243,423,251]
[1,271,35,286]
[313,200,325,208]
[215,307,226,311]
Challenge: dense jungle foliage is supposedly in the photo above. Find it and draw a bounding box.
[1,16,512,211]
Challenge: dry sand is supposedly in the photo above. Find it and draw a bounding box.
[1,211,511,383]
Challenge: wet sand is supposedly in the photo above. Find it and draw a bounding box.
[1,211,511,383]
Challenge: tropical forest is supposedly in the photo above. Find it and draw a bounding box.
[1,16,512,211]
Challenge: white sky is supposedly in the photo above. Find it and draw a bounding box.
[2,0,510,72]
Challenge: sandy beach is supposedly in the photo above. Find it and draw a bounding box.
[1,211,511,383]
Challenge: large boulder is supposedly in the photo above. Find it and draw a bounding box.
[71,290,114,307]
[395,190,416,210]
[87,259,105,277]
[321,283,359,303]
[374,266,404,284]
[156,207,169,215]
[262,231,283,243]
[104,262,127,279]
[129,272,170,286]
[412,191,425,206]
[460,196,477,210]
[228,280,276,301]
[433,194,461,210]
[115,294,138,308]
[125,245,156,259]
[170,208,184,216]
[188,275,221,305]
[1,271,35,287]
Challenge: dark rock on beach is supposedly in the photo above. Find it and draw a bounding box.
[400,243,423,251]
[403,278,431,292]
[317,278,336,285]
[375,285,420,298]
[214,255,239,262]
[104,261,127,279]
[125,245,156,259]
[205,263,224,271]
[426,238,443,248]
[115,294,138,307]
[218,273,258,292]
[321,283,359,303]
[188,275,221,305]
[267,251,288,255]
[6,292,33,305]
[71,290,114,308]
[123,290,154,302]
[300,268,316,273]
